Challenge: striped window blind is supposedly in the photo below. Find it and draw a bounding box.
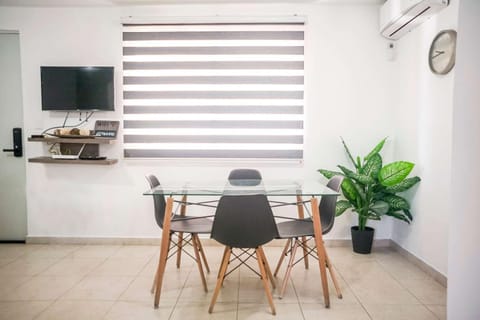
[122,22,304,159]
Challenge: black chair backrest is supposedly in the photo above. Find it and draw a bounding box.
[228,169,262,186]
[211,194,279,248]
[145,174,167,229]
[319,175,343,234]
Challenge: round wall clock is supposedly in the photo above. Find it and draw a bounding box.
[428,29,457,75]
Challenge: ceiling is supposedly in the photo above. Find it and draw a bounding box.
[0,0,383,7]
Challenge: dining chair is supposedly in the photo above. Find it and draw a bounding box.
[209,194,279,315]
[146,174,213,296]
[273,176,344,299]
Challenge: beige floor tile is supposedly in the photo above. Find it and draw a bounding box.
[302,303,371,320]
[325,246,375,264]
[239,274,295,304]
[171,302,237,320]
[426,305,446,320]
[69,245,121,259]
[40,258,104,276]
[0,258,14,268]
[348,272,420,305]
[89,257,150,276]
[23,245,80,259]
[0,275,32,299]
[61,275,134,300]
[375,253,430,281]
[0,257,59,276]
[335,260,389,282]
[398,278,447,305]
[0,244,29,259]
[110,245,157,259]
[4,276,81,301]
[104,301,174,320]
[35,300,114,320]
[238,302,302,320]
[290,267,359,306]
[0,301,51,320]
[119,275,183,302]
[365,304,438,320]
[179,268,239,303]
[139,254,194,277]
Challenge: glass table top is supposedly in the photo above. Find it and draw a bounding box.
[143,179,340,197]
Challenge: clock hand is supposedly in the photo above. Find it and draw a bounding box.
[432,50,445,59]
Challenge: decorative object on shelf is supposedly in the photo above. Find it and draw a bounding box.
[318,137,421,254]
[94,120,119,138]
[429,29,457,75]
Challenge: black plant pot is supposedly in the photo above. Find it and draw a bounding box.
[351,226,375,254]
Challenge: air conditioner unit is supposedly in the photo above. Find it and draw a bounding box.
[380,0,449,40]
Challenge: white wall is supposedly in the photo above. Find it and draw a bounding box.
[0,3,396,240]
[448,0,480,318]
[391,1,459,276]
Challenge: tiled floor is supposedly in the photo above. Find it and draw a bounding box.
[0,243,446,320]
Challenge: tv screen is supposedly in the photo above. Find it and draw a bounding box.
[41,66,114,111]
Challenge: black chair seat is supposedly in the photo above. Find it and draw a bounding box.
[276,219,314,238]
[170,217,213,234]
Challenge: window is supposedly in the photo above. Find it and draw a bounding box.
[122,22,304,160]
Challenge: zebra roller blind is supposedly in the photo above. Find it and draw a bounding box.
[122,22,304,159]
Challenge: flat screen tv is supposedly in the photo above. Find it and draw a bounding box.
[41,66,114,111]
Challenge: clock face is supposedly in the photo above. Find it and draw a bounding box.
[429,30,457,75]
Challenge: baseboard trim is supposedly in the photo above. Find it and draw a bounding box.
[389,240,447,287]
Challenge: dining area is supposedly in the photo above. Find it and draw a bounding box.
[143,169,345,315]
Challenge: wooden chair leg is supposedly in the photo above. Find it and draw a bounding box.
[311,197,330,308]
[154,197,174,308]
[176,232,184,268]
[279,239,299,299]
[150,269,158,294]
[256,247,276,315]
[325,250,342,299]
[258,246,276,289]
[191,233,208,293]
[195,234,210,273]
[209,247,231,314]
[274,238,291,277]
[301,236,309,269]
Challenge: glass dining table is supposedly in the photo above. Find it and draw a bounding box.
[143,179,340,309]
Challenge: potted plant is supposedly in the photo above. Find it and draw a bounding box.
[319,137,421,254]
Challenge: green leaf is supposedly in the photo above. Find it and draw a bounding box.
[363,153,382,178]
[378,161,415,187]
[370,200,389,215]
[341,137,358,169]
[335,200,352,216]
[385,211,411,224]
[384,195,410,211]
[341,178,358,203]
[403,209,413,221]
[384,176,421,193]
[318,169,343,179]
[364,137,387,162]
[338,165,374,185]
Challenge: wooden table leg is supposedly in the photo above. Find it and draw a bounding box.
[310,197,330,308]
[176,195,187,268]
[154,196,174,308]
[296,195,309,269]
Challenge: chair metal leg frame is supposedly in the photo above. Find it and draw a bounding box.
[296,195,309,269]
[209,246,276,315]
[277,236,343,299]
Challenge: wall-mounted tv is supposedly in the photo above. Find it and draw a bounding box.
[41,66,114,111]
